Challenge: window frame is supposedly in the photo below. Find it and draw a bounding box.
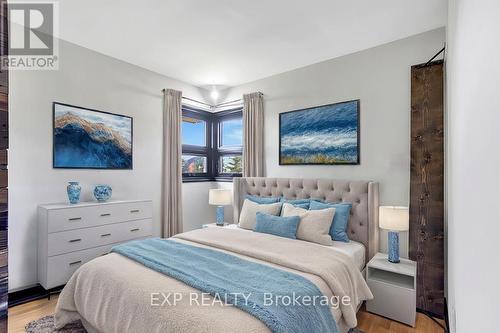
[182,106,242,182]
[214,109,243,181]
[182,106,212,181]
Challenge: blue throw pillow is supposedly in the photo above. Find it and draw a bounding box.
[254,212,300,239]
[280,198,311,209]
[309,200,352,242]
[246,195,281,204]
[289,203,309,209]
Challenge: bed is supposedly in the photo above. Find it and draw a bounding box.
[224,224,367,271]
[55,177,379,333]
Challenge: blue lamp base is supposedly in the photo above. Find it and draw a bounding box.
[215,206,225,226]
[388,231,400,263]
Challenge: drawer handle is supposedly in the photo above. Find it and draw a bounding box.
[100,233,111,237]
[130,228,140,232]
[100,213,111,217]
[130,209,140,213]
[68,217,82,221]
[69,260,82,266]
[69,238,82,243]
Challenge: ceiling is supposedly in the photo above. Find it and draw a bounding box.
[59,0,447,87]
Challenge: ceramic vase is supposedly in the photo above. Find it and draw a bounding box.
[216,206,225,226]
[67,181,81,204]
[94,184,112,202]
[388,231,400,263]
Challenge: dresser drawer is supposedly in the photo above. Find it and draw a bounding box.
[47,201,153,233]
[366,278,416,326]
[92,201,153,225]
[46,207,94,233]
[45,243,116,289]
[47,219,152,256]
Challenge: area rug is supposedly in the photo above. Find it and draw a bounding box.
[25,316,85,333]
[26,315,366,333]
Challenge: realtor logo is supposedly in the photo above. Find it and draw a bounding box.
[1,0,59,70]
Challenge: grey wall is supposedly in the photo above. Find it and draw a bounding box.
[219,28,446,256]
[182,182,221,231]
[9,39,208,291]
[446,1,500,332]
[9,27,448,291]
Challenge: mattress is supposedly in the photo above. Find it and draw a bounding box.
[224,224,366,271]
[56,227,373,333]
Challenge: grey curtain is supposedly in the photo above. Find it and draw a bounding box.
[162,89,183,237]
[242,92,264,177]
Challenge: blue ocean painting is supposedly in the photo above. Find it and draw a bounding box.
[280,100,359,165]
[53,103,133,169]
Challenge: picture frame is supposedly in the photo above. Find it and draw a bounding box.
[279,99,360,165]
[53,102,133,169]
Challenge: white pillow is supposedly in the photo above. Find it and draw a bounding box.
[281,203,335,246]
[238,199,282,230]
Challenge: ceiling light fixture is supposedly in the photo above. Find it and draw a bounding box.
[210,86,219,101]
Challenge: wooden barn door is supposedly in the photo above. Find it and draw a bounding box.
[409,60,444,317]
[0,1,7,331]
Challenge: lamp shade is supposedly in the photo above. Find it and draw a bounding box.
[209,189,232,206]
[379,206,409,231]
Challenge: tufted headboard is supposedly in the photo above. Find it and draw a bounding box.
[233,177,379,263]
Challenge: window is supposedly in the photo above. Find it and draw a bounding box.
[182,117,206,146]
[217,113,243,177]
[182,106,242,181]
[220,155,242,174]
[220,118,242,148]
[182,155,207,174]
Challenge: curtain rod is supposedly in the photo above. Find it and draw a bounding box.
[215,92,263,108]
[161,89,263,108]
[215,99,242,107]
[161,89,213,108]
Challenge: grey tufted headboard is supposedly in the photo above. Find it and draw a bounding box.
[233,177,379,263]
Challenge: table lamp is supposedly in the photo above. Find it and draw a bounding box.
[209,189,232,226]
[379,206,409,263]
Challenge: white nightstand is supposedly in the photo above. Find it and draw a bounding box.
[202,223,230,228]
[366,253,417,327]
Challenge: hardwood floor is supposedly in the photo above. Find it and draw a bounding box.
[8,295,444,333]
[357,310,445,333]
[8,296,59,333]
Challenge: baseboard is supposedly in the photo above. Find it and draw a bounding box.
[8,284,63,307]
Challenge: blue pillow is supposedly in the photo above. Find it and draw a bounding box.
[246,195,281,204]
[309,200,352,242]
[280,198,311,209]
[289,203,309,209]
[254,212,300,239]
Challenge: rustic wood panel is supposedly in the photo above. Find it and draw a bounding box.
[0,170,6,189]
[0,150,6,167]
[0,93,7,113]
[0,2,7,331]
[409,60,445,316]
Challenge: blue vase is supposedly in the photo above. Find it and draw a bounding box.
[67,182,81,204]
[216,206,225,226]
[94,185,112,202]
[388,231,400,263]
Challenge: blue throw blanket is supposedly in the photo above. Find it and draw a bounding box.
[111,238,338,333]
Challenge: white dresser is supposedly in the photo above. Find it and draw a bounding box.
[38,200,153,289]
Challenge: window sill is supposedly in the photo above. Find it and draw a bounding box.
[182,176,240,183]
[214,176,239,182]
[182,178,214,183]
